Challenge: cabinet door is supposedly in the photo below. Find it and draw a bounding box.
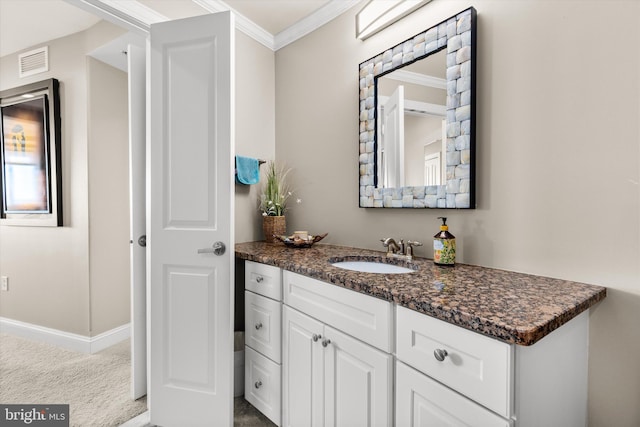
[324,326,392,427]
[282,306,324,427]
[396,361,512,427]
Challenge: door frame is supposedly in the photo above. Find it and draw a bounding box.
[64,0,162,409]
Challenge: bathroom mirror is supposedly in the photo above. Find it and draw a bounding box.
[359,7,476,208]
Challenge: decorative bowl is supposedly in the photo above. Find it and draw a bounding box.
[274,232,328,248]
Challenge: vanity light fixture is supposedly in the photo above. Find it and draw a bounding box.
[356,0,432,40]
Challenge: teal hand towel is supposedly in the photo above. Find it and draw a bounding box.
[235,155,260,185]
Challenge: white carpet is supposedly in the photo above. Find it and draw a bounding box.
[0,333,147,426]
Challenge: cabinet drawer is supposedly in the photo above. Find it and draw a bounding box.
[283,271,392,353]
[245,346,282,426]
[396,361,512,427]
[245,290,282,363]
[396,306,513,418]
[245,261,282,300]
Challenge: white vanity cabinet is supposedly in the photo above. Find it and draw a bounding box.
[282,271,393,427]
[244,261,283,426]
[240,258,592,427]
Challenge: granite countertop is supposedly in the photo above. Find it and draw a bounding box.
[235,242,606,346]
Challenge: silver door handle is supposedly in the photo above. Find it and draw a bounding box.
[138,235,146,247]
[197,241,226,255]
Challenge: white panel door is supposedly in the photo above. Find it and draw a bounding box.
[148,12,235,427]
[424,152,441,186]
[324,326,392,427]
[282,306,324,427]
[128,41,147,401]
[382,85,404,188]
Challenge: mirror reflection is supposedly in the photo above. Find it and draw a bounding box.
[377,50,446,188]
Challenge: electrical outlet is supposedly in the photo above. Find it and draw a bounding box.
[1,276,8,291]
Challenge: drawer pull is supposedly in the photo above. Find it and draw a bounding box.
[255,276,264,283]
[322,339,332,348]
[255,322,263,330]
[434,348,448,362]
[312,334,321,342]
[254,380,262,389]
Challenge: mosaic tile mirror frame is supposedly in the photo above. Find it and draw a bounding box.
[358,7,476,209]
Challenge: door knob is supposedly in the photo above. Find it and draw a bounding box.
[137,235,146,247]
[322,339,331,347]
[312,334,321,342]
[197,241,226,255]
[255,322,263,330]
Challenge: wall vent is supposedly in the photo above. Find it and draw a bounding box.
[19,46,49,78]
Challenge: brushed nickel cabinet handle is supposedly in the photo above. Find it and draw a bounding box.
[434,348,448,362]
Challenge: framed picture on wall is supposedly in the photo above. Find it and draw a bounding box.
[0,78,62,226]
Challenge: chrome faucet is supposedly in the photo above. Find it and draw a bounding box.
[380,238,401,254]
[381,238,422,260]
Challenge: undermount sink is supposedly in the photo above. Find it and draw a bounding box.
[331,260,416,274]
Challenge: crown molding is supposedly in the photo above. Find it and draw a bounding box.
[193,0,360,51]
[274,0,361,51]
[63,0,167,35]
[192,0,275,50]
[378,96,446,117]
[385,69,446,90]
[66,0,358,52]
[100,0,167,25]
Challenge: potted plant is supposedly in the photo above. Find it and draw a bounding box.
[259,161,292,243]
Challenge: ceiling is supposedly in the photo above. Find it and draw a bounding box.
[0,0,101,58]
[0,0,359,59]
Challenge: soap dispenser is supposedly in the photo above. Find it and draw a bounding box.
[434,217,455,266]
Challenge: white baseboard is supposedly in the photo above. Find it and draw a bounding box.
[0,317,130,354]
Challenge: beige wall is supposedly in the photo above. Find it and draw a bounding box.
[87,57,130,335]
[276,1,639,425]
[234,31,276,243]
[0,22,127,336]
